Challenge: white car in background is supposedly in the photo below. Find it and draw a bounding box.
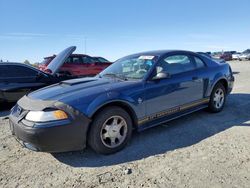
[239,49,250,61]
[232,53,241,60]
[239,53,250,61]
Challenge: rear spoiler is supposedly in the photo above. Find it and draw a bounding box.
[214,59,226,63]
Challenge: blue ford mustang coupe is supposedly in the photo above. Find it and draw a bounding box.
[9,49,234,154]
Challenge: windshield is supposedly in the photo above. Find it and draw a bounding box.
[99,55,157,80]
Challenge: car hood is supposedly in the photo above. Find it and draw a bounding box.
[28,77,139,102]
[46,46,76,75]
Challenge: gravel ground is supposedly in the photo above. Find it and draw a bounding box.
[0,61,250,188]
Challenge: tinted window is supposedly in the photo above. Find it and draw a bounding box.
[65,57,72,64]
[157,55,195,75]
[4,65,37,77]
[95,57,109,63]
[72,57,82,64]
[82,56,95,64]
[194,57,206,68]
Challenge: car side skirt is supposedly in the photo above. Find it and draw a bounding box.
[137,98,209,131]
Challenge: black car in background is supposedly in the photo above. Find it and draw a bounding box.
[0,47,78,102]
[0,62,75,102]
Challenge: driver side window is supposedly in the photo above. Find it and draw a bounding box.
[157,55,195,75]
[82,56,95,64]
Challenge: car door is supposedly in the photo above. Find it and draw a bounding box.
[82,56,101,76]
[59,57,72,75]
[145,53,205,117]
[59,57,79,76]
[70,56,84,76]
[0,64,47,102]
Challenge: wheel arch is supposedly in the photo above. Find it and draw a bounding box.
[213,78,228,94]
[90,101,138,129]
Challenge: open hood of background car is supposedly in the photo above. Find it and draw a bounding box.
[46,46,76,75]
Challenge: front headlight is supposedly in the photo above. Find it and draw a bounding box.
[25,110,68,122]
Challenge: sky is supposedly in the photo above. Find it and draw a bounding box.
[0,0,250,63]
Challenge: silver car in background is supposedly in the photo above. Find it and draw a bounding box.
[239,49,250,61]
[232,53,241,60]
[239,53,250,61]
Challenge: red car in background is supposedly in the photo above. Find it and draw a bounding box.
[39,48,112,77]
[219,52,232,61]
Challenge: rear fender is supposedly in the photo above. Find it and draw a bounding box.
[206,72,227,96]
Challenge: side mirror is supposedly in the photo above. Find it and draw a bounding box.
[152,71,171,80]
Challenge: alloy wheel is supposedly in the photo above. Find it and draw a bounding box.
[100,116,128,148]
[213,88,225,109]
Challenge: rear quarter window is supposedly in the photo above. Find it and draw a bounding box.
[194,56,206,69]
[4,65,38,77]
[158,55,195,75]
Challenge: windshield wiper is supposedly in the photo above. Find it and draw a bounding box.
[101,73,128,81]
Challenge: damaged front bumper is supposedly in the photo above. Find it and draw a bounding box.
[9,95,91,153]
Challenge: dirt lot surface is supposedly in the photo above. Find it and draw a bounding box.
[1,61,250,188]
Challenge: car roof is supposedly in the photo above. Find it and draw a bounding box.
[0,62,30,66]
[94,56,106,58]
[0,62,42,72]
[126,50,199,58]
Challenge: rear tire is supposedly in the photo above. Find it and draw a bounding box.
[88,106,132,154]
[208,83,226,113]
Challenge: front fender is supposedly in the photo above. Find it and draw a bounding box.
[85,91,138,118]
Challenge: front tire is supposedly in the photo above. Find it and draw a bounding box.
[208,83,226,113]
[88,106,132,154]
